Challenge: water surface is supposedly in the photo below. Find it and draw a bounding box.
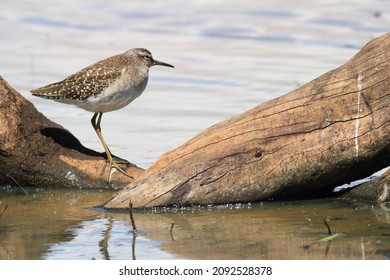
[1,187,389,260]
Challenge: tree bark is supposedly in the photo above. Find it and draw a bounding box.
[0,76,144,188]
[105,33,390,209]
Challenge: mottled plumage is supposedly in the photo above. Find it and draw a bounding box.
[31,56,125,101]
[31,48,174,183]
[31,48,173,113]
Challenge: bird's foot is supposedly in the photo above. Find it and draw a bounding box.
[107,154,131,165]
[106,161,135,187]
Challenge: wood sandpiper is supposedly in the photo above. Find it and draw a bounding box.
[31,48,174,183]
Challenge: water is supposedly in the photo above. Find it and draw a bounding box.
[1,0,390,259]
[1,187,390,260]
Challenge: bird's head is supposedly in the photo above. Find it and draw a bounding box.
[126,48,174,69]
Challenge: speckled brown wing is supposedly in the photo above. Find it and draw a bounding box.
[31,54,127,101]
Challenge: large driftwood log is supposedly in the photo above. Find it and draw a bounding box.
[0,76,144,188]
[105,33,390,209]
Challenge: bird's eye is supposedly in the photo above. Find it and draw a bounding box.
[143,55,151,60]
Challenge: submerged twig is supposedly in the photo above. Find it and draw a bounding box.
[129,201,137,233]
[129,201,137,260]
[321,215,332,236]
[302,215,342,253]
[132,232,136,260]
[0,204,8,219]
[318,215,343,242]
[7,173,28,195]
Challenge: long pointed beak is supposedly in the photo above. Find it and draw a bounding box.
[153,59,174,68]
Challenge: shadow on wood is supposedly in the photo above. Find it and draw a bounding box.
[0,76,144,188]
[105,33,390,209]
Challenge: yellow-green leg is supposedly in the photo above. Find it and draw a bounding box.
[91,112,134,184]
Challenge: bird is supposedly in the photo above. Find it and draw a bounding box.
[31,48,174,183]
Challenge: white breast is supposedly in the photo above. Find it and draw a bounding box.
[78,69,149,113]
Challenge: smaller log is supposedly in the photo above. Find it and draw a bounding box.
[0,75,144,188]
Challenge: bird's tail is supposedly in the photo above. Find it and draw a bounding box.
[31,81,64,100]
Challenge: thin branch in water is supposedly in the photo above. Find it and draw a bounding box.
[128,201,137,233]
[7,173,28,195]
[131,233,136,260]
[0,204,8,219]
[128,201,137,259]
[302,215,339,251]
[321,215,332,236]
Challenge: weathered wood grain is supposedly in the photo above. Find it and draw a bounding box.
[105,33,390,208]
